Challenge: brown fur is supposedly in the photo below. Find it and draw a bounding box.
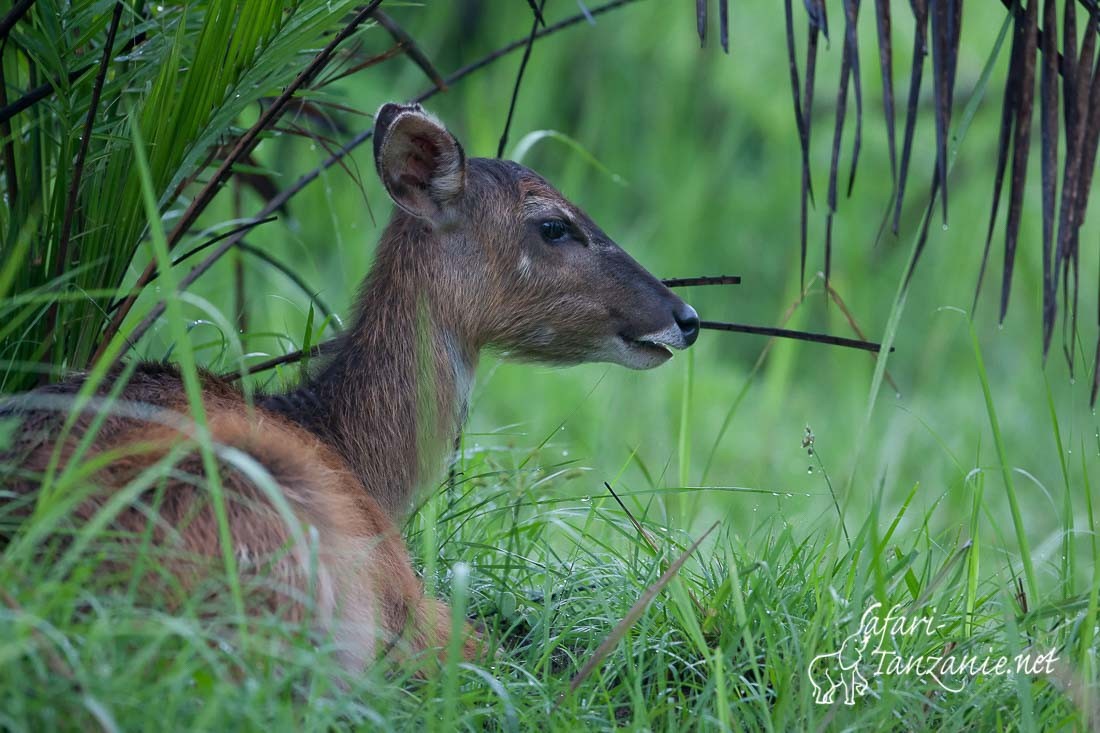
[1,103,697,671]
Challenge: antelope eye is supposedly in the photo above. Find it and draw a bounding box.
[539,219,570,244]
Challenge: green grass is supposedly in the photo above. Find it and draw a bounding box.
[0,422,1093,730]
[2,0,1099,730]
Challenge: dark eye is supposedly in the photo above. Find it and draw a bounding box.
[539,219,570,244]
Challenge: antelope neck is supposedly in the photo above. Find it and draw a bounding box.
[274,216,478,519]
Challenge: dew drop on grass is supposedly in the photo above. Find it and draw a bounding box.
[771,492,779,497]
[807,466,814,474]
[580,495,590,503]
[562,450,569,457]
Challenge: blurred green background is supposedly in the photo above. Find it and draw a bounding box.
[121,1,1098,587]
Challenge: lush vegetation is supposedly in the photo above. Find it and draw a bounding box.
[0,1,1097,730]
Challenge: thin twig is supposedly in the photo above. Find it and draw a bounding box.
[700,320,888,354]
[0,0,35,41]
[0,47,19,204]
[92,0,383,366]
[603,480,708,617]
[662,275,741,287]
[525,0,547,26]
[316,44,403,89]
[822,275,900,393]
[419,0,642,100]
[225,342,332,381]
[604,481,660,553]
[105,217,278,313]
[49,2,124,340]
[497,0,547,158]
[232,179,247,333]
[371,9,447,91]
[0,67,86,126]
[237,241,339,325]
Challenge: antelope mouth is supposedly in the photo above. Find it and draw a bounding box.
[618,332,675,363]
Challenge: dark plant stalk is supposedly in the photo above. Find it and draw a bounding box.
[874,0,896,182]
[0,49,19,204]
[233,180,247,334]
[783,0,808,287]
[525,0,547,26]
[718,0,729,53]
[371,10,447,91]
[0,0,35,41]
[998,0,1038,323]
[1092,328,1100,405]
[237,242,338,325]
[974,2,1024,311]
[699,320,887,354]
[420,0,643,100]
[497,0,546,158]
[662,275,741,287]
[49,2,124,343]
[226,342,332,381]
[0,67,86,126]
[893,0,927,235]
[1039,0,1059,356]
[317,44,404,89]
[998,0,1075,73]
[800,5,821,296]
[843,0,863,198]
[105,217,279,312]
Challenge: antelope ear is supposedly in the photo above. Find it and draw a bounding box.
[373,103,467,221]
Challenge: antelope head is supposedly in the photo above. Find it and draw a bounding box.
[372,102,699,370]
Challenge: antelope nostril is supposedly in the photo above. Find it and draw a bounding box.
[675,304,700,346]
